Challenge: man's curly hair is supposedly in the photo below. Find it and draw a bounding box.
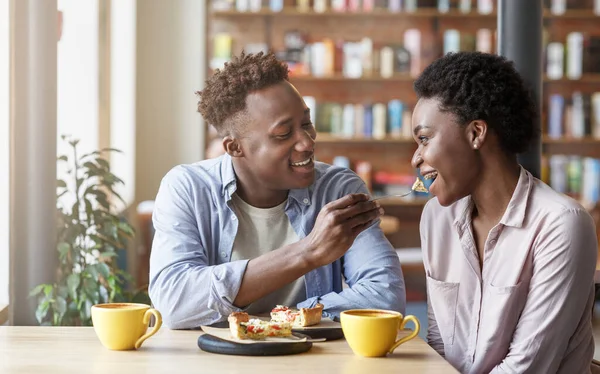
[196,51,289,135]
[414,51,538,154]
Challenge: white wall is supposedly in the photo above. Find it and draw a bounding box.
[0,0,9,308]
[135,0,206,203]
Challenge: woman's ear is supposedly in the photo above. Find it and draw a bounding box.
[223,136,243,158]
[467,120,488,150]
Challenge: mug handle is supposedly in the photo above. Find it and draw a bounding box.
[388,315,421,354]
[135,308,163,349]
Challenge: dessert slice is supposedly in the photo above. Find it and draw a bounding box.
[411,178,428,193]
[270,303,324,327]
[228,312,292,340]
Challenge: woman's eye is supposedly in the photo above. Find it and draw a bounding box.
[418,136,429,144]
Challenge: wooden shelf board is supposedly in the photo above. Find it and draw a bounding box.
[542,136,600,144]
[291,74,415,82]
[317,133,415,144]
[211,8,600,19]
[211,8,495,18]
[544,74,600,84]
[544,9,600,19]
[287,75,600,84]
[318,134,600,146]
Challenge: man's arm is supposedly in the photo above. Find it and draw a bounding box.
[297,180,406,316]
[149,167,382,328]
[233,193,384,307]
[489,209,597,373]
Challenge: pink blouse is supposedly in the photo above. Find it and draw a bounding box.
[420,167,597,373]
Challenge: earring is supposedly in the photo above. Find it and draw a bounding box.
[473,143,479,149]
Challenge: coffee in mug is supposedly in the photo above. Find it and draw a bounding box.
[91,303,162,350]
[340,309,420,357]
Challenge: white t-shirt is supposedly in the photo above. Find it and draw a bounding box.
[229,193,306,315]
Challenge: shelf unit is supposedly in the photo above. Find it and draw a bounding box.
[206,4,600,249]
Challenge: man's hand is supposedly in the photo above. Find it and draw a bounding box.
[302,193,383,268]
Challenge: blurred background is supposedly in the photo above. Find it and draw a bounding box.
[1,0,600,345]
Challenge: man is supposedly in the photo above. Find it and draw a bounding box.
[149,52,405,329]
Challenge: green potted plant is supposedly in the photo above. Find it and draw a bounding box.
[30,136,149,326]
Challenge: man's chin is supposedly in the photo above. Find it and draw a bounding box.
[287,170,315,189]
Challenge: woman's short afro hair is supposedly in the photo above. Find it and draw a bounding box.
[196,51,289,135]
[413,51,538,154]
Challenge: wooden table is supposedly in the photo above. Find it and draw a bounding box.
[0,327,458,373]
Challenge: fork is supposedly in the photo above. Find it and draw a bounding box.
[370,191,413,202]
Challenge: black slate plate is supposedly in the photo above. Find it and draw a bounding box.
[291,327,344,341]
[197,333,313,356]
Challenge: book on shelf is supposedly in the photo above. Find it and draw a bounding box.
[311,99,413,140]
[546,91,600,138]
[545,154,600,206]
[545,33,600,79]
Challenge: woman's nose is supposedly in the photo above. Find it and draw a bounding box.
[411,150,423,169]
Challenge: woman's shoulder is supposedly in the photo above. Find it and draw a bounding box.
[529,178,591,218]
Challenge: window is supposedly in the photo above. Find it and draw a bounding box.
[0,0,9,307]
[56,0,99,167]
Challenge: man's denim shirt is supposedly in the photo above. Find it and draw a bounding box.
[149,153,406,329]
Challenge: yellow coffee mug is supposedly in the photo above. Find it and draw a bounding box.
[91,303,162,350]
[340,309,420,357]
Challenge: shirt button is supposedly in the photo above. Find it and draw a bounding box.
[231,215,237,220]
[221,252,226,258]
[489,239,497,245]
[303,198,309,204]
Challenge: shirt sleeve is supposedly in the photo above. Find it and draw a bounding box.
[148,167,248,329]
[297,173,406,317]
[489,208,597,373]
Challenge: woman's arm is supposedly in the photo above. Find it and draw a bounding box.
[489,209,597,373]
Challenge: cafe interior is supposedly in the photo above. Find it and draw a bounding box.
[2,0,600,372]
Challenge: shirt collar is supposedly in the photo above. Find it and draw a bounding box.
[220,153,237,199]
[219,153,314,206]
[499,166,532,228]
[453,165,532,229]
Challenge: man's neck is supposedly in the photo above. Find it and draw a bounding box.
[231,159,289,208]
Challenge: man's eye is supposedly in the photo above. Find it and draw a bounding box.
[302,122,313,128]
[277,132,291,139]
[419,136,429,144]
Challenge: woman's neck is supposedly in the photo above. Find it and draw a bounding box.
[471,156,521,225]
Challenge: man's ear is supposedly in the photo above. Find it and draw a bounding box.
[223,136,243,158]
[466,120,488,150]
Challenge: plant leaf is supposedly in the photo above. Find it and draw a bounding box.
[96,158,110,170]
[67,274,80,300]
[43,285,54,297]
[96,263,110,280]
[55,296,67,316]
[57,179,67,188]
[83,277,99,304]
[29,284,47,297]
[35,300,50,324]
[57,242,70,260]
[117,222,135,237]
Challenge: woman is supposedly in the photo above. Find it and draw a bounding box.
[412,51,597,374]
